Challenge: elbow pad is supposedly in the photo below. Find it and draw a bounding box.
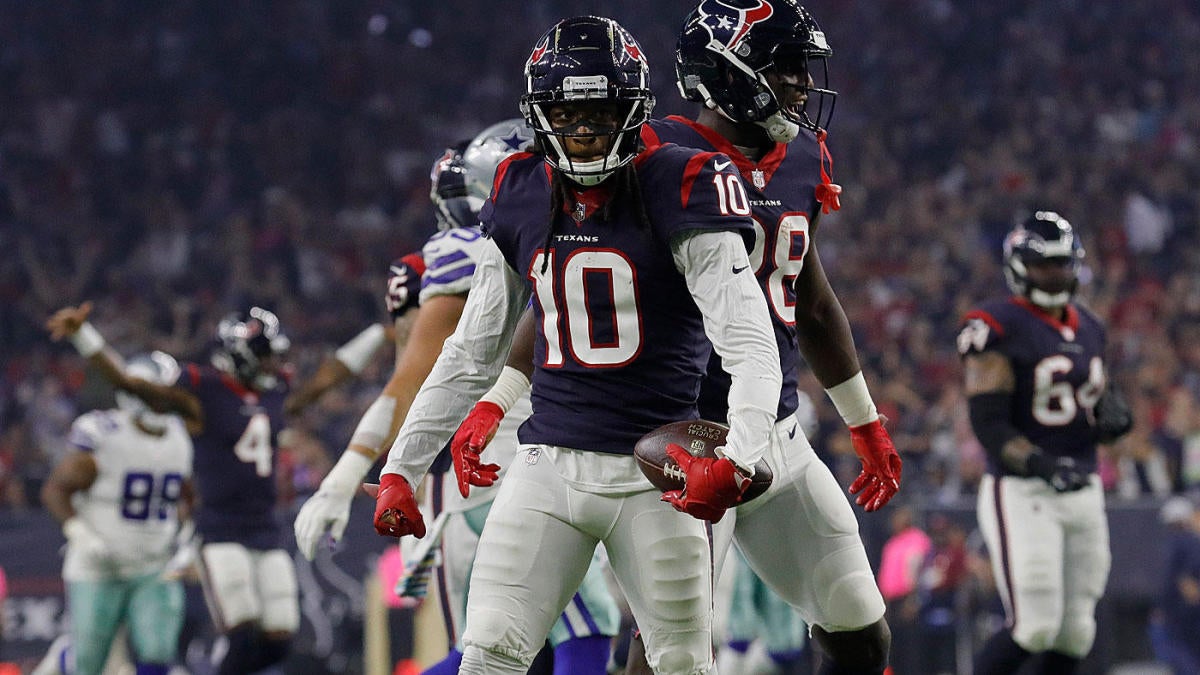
[967,392,1022,459]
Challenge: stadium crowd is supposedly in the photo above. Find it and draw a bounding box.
[2,1,1200,673]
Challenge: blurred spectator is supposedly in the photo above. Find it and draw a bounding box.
[1150,496,1200,674]
[917,515,969,675]
[877,504,931,675]
[1,0,1199,516]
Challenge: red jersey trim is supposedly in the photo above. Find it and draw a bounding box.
[680,151,721,209]
[963,309,1005,337]
[1010,297,1079,332]
[640,124,662,148]
[665,115,789,187]
[400,252,426,276]
[491,152,532,203]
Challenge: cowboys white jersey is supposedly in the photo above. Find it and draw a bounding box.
[63,409,193,581]
[420,225,526,512]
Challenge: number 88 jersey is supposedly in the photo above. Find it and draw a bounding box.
[643,116,820,423]
[958,297,1108,474]
[64,408,193,581]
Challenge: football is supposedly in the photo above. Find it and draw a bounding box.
[634,419,773,503]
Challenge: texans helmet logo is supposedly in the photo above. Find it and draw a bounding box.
[527,35,550,67]
[623,39,646,64]
[693,0,775,52]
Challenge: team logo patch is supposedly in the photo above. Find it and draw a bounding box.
[694,0,775,53]
[527,36,550,67]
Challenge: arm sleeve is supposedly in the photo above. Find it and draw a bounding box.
[673,230,781,471]
[381,238,530,484]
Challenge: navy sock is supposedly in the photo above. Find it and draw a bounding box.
[251,637,290,672]
[421,648,463,675]
[216,624,261,675]
[553,635,611,675]
[134,665,170,675]
[1038,650,1081,675]
[974,630,1032,675]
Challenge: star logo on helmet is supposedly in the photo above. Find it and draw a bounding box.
[499,129,527,151]
[695,0,775,51]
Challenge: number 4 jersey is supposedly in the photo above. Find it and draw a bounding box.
[958,296,1108,475]
[64,408,193,581]
[178,363,289,548]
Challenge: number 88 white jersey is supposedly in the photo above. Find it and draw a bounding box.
[64,408,193,581]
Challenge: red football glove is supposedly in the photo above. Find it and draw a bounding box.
[660,444,750,523]
[370,473,426,538]
[847,418,903,512]
[450,401,504,498]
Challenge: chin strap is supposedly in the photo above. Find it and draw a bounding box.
[813,129,842,214]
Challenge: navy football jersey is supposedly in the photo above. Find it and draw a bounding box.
[480,144,754,455]
[178,363,289,548]
[957,297,1108,475]
[386,252,425,319]
[644,116,823,422]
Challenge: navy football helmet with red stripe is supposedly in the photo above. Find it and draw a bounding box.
[676,0,836,141]
[212,307,290,390]
[520,16,655,186]
[1003,210,1086,309]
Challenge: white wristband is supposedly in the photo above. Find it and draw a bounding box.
[321,449,377,497]
[479,366,531,414]
[348,395,396,453]
[334,324,388,375]
[69,322,106,358]
[825,372,879,428]
[63,517,87,539]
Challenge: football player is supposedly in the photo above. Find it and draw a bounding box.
[47,303,300,675]
[40,352,193,675]
[458,3,896,673]
[958,210,1132,674]
[371,15,782,675]
[293,124,620,675]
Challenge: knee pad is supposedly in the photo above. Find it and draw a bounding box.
[814,558,886,631]
[257,549,299,634]
[812,619,890,672]
[653,647,708,675]
[1011,625,1057,654]
[1053,615,1097,658]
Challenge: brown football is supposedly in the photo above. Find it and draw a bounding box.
[634,419,773,503]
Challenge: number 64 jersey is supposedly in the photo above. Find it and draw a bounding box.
[957,296,1108,475]
[64,409,193,581]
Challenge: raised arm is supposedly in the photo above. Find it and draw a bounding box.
[46,302,202,433]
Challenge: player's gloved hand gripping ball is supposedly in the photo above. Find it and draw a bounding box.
[634,420,773,522]
[367,474,426,538]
